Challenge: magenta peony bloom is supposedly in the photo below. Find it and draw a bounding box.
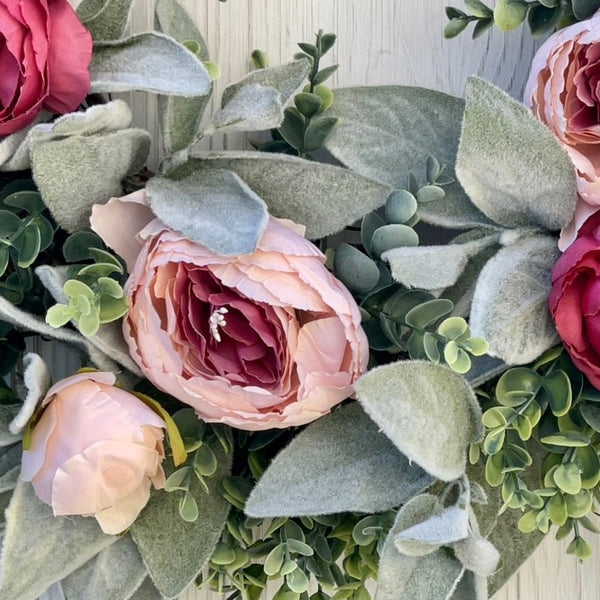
[21,372,166,534]
[91,191,369,430]
[550,210,600,389]
[0,0,93,136]
[524,12,600,248]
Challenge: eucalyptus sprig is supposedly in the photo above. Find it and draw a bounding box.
[445,0,598,40]
[475,346,600,559]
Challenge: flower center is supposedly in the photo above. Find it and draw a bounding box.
[209,307,228,343]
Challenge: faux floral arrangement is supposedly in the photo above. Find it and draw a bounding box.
[2,1,600,599]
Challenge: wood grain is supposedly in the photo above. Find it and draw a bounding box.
[56,0,597,598]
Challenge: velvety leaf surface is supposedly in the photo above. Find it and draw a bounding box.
[146,169,268,255]
[130,442,232,599]
[469,234,559,365]
[61,534,147,600]
[0,408,22,447]
[456,77,576,230]
[324,86,493,229]
[208,60,310,133]
[77,0,135,41]
[245,402,432,517]
[355,361,483,481]
[182,151,392,239]
[155,0,212,157]
[0,480,115,600]
[90,33,211,96]
[376,498,465,600]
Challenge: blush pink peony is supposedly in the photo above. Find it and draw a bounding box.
[21,371,166,534]
[91,191,369,430]
[524,12,600,248]
[0,0,93,136]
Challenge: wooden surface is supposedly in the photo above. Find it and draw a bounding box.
[71,0,600,598]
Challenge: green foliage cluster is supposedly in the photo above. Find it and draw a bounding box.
[445,0,600,40]
[45,232,129,337]
[162,408,233,522]
[255,31,340,157]
[476,347,600,559]
[0,177,60,375]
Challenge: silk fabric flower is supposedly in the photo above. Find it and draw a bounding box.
[91,191,369,430]
[21,372,166,534]
[524,12,600,248]
[550,211,600,389]
[0,0,93,136]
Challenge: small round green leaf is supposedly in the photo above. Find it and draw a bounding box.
[333,243,380,295]
[385,190,418,224]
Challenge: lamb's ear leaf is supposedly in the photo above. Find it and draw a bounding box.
[324,86,492,230]
[207,59,311,134]
[60,534,147,600]
[31,127,150,233]
[470,234,559,365]
[245,403,433,517]
[77,0,135,41]
[355,360,483,481]
[182,151,393,240]
[130,440,232,599]
[146,169,269,256]
[154,0,212,157]
[0,480,115,600]
[90,33,211,97]
[456,77,576,230]
[376,496,465,600]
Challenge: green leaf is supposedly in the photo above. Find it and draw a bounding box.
[279,107,305,150]
[13,224,41,268]
[209,60,310,134]
[61,534,147,600]
[146,169,268,256]
[376,501,465,600]
[264,544,285,576]
[333,243,380,295]
[0,480,115,600]
[470,235,559,364]
[3,190,45,214]
[370,224,419,257]
[571,0,600,19]
[180,151,393,240]
[493,0,528,31]
[325,86,494,230]
[464,0,493,17]
[527,5,562,38]
[355,361,483,481]
[541,432,591,447]
[405,299,454,329]
[456,77,576,230]
[383,234,499,290]
[303,116,341,152]
[90,33,211,96]
[77,0,135,41]
[130,440,232,599]
[154,0,212,157]
[313,65,339,85]
[385,190,418,224]
[245,403,432,517]
[31,128,150,233]
[0,209,22,237]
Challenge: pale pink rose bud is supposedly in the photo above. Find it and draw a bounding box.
[91,193,369,430]
[21,372,166,535]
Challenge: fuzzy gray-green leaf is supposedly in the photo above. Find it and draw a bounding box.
[77,0,135,41]
[208,60,310,134]
[0,480,115,600]
[457,77,576,230]
[61,534,147,600]
[325,86,493,229]
[154,0,211,157]
[90,33,211,96]
[376,502,465,600]
[355,361,483,481]
[383,234,499,290]
[470,234,559,365]
[146,169,268,255]
[245,403,432,517]
[130,442,232,599]
[183,151,392,239]
[31,129,150,233]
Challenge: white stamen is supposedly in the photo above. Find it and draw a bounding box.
[209,307,228,342]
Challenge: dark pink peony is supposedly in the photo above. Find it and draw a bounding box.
[0,0,93,136]
[550,210,600,388]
